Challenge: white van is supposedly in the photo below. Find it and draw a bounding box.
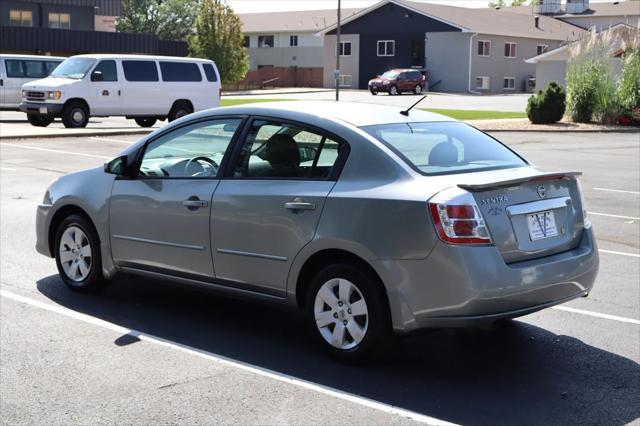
[19,54,221,128]
[0,54,65,110]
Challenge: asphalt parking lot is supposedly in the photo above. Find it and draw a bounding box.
[0,131,638,425]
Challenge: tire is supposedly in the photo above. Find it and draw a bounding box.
[61,101,89,128]
[168,102,192,122]
[306,263,391,360]
[134,117,157,128]
[27,114,53,127]
[414,84,423,95]
[54,214,105,293]
[370,89,378,96]
[389,85,399,96]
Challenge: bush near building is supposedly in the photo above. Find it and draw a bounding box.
[527,81,566,124]
[617,48,640,124]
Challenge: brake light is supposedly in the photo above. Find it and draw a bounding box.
[429,187,492,245]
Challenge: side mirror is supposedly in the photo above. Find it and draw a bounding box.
[91,71,103,82]
[104,155,129,176]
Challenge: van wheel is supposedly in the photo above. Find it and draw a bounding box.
[414,84,423,95]
[27,114,53,127]
[134,117,157,128]
[54,214,105,293]
[389,85,399,96]
[168,102,192,122]
[306,263,391,361]
[62,102,89,128]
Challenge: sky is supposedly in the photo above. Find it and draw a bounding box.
[226,0,617,13]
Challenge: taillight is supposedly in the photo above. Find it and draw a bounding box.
[576,178,590,226]
[428,187,492,245]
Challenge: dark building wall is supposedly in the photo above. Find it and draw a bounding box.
[41,3,95,30]
[1,0,95,30]
[0,1,40,27]
[328,3,461,89]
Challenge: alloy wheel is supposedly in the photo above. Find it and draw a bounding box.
[59,226,92,282]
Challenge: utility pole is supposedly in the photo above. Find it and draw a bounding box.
[335,0,341,101]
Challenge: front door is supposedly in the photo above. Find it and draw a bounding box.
[211,118,347,295]
[109,118,242,278]
[88,60,121,115]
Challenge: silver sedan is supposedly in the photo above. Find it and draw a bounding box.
[35,101,599,359]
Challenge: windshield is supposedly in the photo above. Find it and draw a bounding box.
[50,58,96,79]
[381,71,399,79]
[362,122,527,175]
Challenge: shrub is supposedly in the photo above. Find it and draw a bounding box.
[617,48,640,122]
[566,57,606,123]
[527,81,566,124]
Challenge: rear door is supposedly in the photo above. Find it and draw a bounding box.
[210,118,348,295]
[3,59,27,107]
[88,59,121,115]
[0,59,5,107]
[120,59,165,115]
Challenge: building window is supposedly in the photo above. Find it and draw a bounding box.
[476,76,490,90]
[377,40,395,57]
[9,10,32,27]
[258,35,274,48]
[290,35,298,47]
[504,42,517,58]
[338,74,352,87]
[48,12,71,29]
[337,41,352,56]
[537,44,548,55]
[503,77,516,90]
[477,40,491,57]
[243,36,250,48]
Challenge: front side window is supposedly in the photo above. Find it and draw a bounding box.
[49,12,71,29]
[258,35,274,48]
[139,119,241,178]
[10,10,32,26]
[377,40,395,57]
[362,122,526,176]
[92,60,118,81]
[50,58,95,79]
[160,61,202,82]
[478,40,491,57]
[232,120,344,180]
[504,42,517,58]
[338,41,352,56]
[122,60,159,82]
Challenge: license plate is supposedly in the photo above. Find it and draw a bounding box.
[527,210,558,241]
[39,107,48,114]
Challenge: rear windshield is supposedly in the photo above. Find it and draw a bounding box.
[362,122,527,176]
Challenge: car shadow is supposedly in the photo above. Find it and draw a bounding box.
[37,274,639,426]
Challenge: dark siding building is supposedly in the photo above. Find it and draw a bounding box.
[1,0,187,57]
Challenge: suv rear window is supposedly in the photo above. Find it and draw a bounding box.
[362,122,526,176]
[202,63,218,82]
[122,60,159,82]
[160,61,202,82]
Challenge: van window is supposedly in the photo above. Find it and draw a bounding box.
[202,64,218,82]
[45,61,61,75]
[122,61,159,82]
[159,61,202,82]
[5,60,24,78]
[24,61,47,78]
[93,60,118,82]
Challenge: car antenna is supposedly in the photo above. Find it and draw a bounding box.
[400,95,427,116]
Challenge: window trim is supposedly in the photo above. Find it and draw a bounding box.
[476,76,490,90]
[536,44,549,56]
[48,12,71,29]
[289,35,298,47]
[477,40,491,57]
[337,41,352,57]
[504,42,517,59]
[503,77,516,90]
[222,115,351,182]
[377,40,395,57]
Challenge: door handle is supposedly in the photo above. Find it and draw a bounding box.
[182,197,208,210]
[285,198,316,211]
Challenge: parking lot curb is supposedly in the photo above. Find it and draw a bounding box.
[0,130,154,140]
[477,128,640,133]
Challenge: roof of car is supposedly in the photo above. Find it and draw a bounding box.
[0,54,66,60]
[69,54,213,62]
[209,101,455,127]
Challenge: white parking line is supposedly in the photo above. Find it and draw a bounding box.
[0,143,110,159]
[552,306,640,325]
[0,289,456,426]
[0,166,17,171]
[599,249,640,258]
[90,136,135,144]
[589,212,640,221]
[593,188,640,195]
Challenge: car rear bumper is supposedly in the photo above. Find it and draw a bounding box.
[35,203,54,257]
[19,102,63,116]
[375,226,599,332]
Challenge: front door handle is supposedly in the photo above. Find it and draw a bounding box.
[182,197,208,210]
[285,198,316,211]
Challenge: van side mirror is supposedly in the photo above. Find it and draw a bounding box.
[104,155,129,176]
[91,71,103,82]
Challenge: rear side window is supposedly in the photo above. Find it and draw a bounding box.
[202,63,218,82]
[160,61,202,82]
[122,60,159,82]
[5,60,24,77]
[24,61,46,78]
[363,122,526,176]
[93,60,118,81]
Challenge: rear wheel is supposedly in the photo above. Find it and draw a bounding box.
[306,263,391,360]
[168,101,192,122]
[54,214,104,293]
[27,114,53,127]
[414,84,423,95]
[370,89,378,96]
[61,102,89,128]
[134,117,157,128]
[389,85,399,96]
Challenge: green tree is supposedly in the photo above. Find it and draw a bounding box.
[189,0,248,83]
[488,0,534,6]
[117,0,198,41]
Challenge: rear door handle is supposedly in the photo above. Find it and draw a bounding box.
[285,198,315,211]
[182,197,208,210]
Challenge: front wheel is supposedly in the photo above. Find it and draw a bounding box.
[134,117,157,128]
[414,84,423,95]
[54,214,105,292]
[389,85,399,96]
[370,89,378,96]
[306,263,391,360]
[27,114,53,127]
[61,102,89,128]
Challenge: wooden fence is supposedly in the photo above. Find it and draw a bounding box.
[223,66,324,91]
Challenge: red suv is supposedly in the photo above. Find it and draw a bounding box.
[368,69,427,95]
